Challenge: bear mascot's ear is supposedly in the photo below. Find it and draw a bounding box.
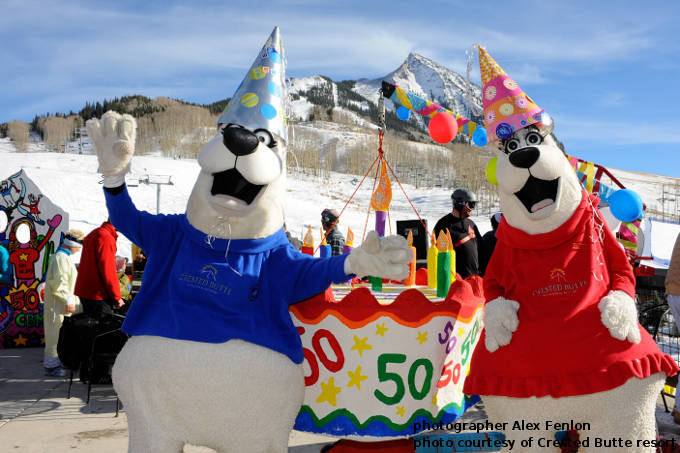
[478,46,582,235]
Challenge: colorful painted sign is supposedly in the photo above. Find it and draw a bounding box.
[0,170,68,348]
[290,279,485,439]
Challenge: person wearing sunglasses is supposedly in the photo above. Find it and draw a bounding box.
[321,208,345,256]
[433,188,483,279]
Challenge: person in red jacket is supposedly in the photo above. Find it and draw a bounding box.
[74,220,123,318]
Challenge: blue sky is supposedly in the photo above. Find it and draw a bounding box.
[2,0,679,177]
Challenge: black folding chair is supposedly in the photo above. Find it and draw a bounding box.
[86,326,128,415]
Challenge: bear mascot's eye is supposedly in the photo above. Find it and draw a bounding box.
[254,129,276,148]
[526,131,543,146]
[504,138,520,154]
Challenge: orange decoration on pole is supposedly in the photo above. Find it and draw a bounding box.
[370,160,392,212]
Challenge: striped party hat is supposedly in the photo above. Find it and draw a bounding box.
[218,27,288,143]
[479,46,552,142]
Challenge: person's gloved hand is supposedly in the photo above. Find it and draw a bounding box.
[599,290,641,344]
[86,111,136,187]
[344,231,412,280]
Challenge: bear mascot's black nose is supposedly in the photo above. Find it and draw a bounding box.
[222,127,259,156]
[509,147,540,169]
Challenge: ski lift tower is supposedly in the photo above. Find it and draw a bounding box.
[131,174,174,214]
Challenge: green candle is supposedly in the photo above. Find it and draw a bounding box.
[370,276,383,292]
[437,251,451,298]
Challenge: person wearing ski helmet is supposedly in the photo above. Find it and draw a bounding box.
[433,188,483,279]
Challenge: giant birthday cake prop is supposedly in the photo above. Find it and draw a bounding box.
[291,280,484,439]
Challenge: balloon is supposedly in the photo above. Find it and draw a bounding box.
[396,106,411,121]
[609,189,643,222]
[428,112,458,144]
[472,128,488,146]
[486,157,498,186]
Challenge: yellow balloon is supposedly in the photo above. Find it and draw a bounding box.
[486,157,498,186]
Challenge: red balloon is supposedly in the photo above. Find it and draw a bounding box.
[428,112,458,144]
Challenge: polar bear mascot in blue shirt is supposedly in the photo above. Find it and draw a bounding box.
[87,27,411,453]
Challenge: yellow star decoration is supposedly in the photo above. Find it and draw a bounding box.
[13,334,27,346]
[347,365,368,390]
[350,335,373,357]
[40,336,45,345]
[396,406,405,417]
[458,327,465,337]
[432,394,438,406]
[316,377,342,407]
[375,323,388,336]
[416,331,428,345]
[19,253,29,262]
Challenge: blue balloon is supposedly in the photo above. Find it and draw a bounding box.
[396,106,411,121]
[609,189,643,222]
[472,128,488,146]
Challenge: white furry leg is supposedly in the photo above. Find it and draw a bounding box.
[113,338,185,453]
[482,373,665,453]
[113,335,304,453]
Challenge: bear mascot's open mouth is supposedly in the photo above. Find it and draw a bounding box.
[211,168,264,205]
[514,175,559,214]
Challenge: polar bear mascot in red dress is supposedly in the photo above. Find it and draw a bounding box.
[464,46,678,452]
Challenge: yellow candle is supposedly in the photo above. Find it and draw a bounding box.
[427,234,438,288]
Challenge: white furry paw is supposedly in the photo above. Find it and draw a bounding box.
[86,110,136,178]
[484,297,520,352]
[598,290,641,344]
[345,231,412,280]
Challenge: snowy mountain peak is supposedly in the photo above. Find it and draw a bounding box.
[385,52,482,120]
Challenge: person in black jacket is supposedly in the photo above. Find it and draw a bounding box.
[479,212,502,277]
[433,188,483,279]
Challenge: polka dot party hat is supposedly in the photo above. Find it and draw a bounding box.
[478,46,551,142]
[218,26,288,143]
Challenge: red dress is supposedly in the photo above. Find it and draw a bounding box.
[464,192,678,398]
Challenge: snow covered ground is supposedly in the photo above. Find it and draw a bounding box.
[1,136,678,265]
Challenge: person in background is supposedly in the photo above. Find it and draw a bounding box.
[666,233,680,424]
[321,208,345,256]
[116,256,131,302]
[433,188,483,279]
[43,229,84,377]
[284,223,302,251]
[479,212,502,277]
[74,219,123,318]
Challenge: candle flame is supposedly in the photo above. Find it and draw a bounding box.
[446,229,454,251]
[406,230,413,247]
[370,160,392,211]
[303,225,314,247]
[436,230,448,252]
[346,227,354,247]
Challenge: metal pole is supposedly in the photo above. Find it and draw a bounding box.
[156,183,161,214]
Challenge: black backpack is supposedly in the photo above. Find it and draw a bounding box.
[57,313,98,370]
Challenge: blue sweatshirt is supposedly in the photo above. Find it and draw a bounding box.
[104,186,349,363]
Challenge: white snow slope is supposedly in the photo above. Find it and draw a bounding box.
[1,137,678,264]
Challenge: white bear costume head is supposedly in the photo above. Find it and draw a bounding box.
[187,26,288,240]
[493,125,582,235]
